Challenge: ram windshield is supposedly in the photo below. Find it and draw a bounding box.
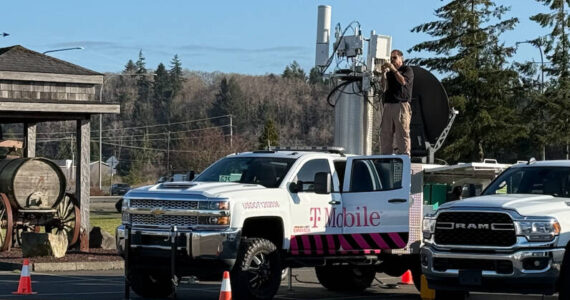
[483,166,570,197]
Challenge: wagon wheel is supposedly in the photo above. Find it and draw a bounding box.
[13,224,39,248]
[0,193,13,252]
[45,194,80,247]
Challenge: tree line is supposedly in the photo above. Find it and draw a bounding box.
[16,0,569,186]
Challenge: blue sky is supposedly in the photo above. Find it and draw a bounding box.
[2,0,550,76]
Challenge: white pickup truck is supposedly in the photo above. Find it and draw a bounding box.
[422,160,570,299]
[115,147,508,299]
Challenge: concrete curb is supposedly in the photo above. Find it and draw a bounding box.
[0,261,124,272]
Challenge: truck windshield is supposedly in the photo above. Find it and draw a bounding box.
[483,166,570,197]
[194,157,296,188]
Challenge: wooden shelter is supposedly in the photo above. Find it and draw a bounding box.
[0,45,120,251]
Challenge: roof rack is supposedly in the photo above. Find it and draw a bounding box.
[268,146,345,155]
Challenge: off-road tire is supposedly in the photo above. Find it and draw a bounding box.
[559,250,570,300]
[409,256,422,292]
[129,272,174,299]
[281,267,290,281]
[315,265,376,292]
[378,256,408,277]
[435,289,467,300]
[231,238,282,300]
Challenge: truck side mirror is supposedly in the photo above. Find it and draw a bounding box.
[187,170,196,181]
[115,198,123,213]
[314,172,332,194]
[289,182,300,193]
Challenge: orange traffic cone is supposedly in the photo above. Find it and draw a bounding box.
[400,269,414,285]
[13,259,36,295]
[219,271,232,300]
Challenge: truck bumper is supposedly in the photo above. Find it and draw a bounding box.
[116,225,241,268]
[420,246,565,295]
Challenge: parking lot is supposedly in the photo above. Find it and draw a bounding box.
[0,268,557,300]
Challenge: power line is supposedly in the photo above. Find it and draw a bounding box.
[101,142,201,153]
[11,115,232,137]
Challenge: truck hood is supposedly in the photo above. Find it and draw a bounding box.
[128,181,269,199]
[439,193,570,217]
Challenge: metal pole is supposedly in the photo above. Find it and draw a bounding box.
[99,78,105,191]
[166,131,170,174]
[42,47,83,55]
[229,115,233,149]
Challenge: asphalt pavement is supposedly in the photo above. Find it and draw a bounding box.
[0,267,558,300]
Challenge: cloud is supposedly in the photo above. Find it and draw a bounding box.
[178,44,309,55]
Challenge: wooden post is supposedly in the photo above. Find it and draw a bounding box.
[24,123,36,158]
[76,118,90,252]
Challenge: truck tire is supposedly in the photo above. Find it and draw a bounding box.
[434,290,467,300]
[315,265,376,292]
[281,267,289,281]
[129,272,174,299]
[378,257,408,277]
[560,250,570,300]
[409,258,422,292]
[231,238,282,300]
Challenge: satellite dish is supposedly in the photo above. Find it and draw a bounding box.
[409,66,450,157]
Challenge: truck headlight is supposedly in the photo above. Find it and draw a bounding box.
[515,220,561,242]
[121,198,130,224]
[200,216,230,225]
[423,217,436,239]
[199,201,230,210]
[210,201,230,210]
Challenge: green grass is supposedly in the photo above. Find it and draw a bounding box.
[90,212,121,237]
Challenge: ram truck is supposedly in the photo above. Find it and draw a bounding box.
[422,160,570,299]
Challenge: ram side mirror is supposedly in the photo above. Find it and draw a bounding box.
[314,172,332,194]
[187,170,196,181]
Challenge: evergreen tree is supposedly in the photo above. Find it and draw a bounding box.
[170,54,183,98]
[153,63,172,125]
[530,0,570,151]
[258,118,279,149]
[133,50,153,127]
[282,61,306,81]
[409,0,524,162]
[208,77,247,135]
[124,60,136,74]
[308,66,324,85]
[135,50,147,75]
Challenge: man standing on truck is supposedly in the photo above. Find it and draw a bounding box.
[380,49,414,156]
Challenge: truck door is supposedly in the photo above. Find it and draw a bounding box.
[288,158,343,255]
[341,155,411,250]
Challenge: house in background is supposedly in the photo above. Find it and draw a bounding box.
[53,160,112,190]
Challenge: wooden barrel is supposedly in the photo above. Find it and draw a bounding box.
[0,158,66,210]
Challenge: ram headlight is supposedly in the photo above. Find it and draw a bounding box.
[422,217,436,239]
[515,219,561,242]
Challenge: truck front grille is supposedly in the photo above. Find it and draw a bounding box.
[433,258,513,274]
[130,199,199,210]
[434,212,516,247]
[131,214,199,227]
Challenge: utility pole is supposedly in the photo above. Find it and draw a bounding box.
[166,130,171,175]
[229,115,233,149]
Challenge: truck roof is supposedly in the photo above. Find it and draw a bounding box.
[228,150,346,160]
[511,160,570,168]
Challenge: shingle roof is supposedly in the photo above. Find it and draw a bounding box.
[0,45,101,76]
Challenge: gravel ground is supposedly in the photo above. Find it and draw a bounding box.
[0,248,121,264]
